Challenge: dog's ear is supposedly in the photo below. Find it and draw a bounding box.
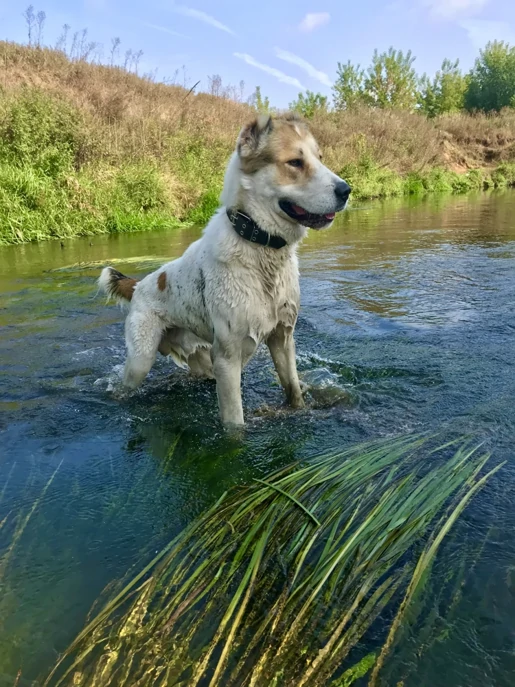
[237,115,273,159]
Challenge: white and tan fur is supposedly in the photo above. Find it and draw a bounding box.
[98,113,350,426]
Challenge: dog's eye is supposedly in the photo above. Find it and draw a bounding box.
[287,159,304,169]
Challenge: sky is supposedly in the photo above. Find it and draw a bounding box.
[1,0,514,106]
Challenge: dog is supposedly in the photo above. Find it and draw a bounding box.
[98,113,350,426]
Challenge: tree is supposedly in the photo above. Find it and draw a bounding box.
[23,5,36,45]
[418,74,438,118]
[289,91,328,118]
[249,86,271,113]
[123,49,132,70]
[364,48,418,110]
[419,59,468,117]
[35,10,45,46]
[465,41,515,112]
[132,49,144,74]
[110,37,121,66]
[208,74,223,97]
[55,24,70,54]
[332,61,366,110]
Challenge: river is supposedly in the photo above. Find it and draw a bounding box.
[1,191,514,686]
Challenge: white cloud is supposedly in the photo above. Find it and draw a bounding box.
[423,0,490,20]
[234,53,306,90]
[298,12,330,32]
[459,19,515,48]
[144,23,189,39]
[274,48,331,88]
[171,4,234,35]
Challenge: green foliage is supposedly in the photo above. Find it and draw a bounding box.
[333,61,366,110]
[337,158,513,202]
[333,44,515,116]
[169,132,228,188]
[0,164,84,243]
[423,167,456,193]
[252,85,271,113]
[419,59,469,117]
[404,172,426,195]
[45,436,501,687]
[103,164,181,234]
[333,49,419,112]
[112,164,167,212]
[465,168,485,190]
[338,136,408,199]
[490,162,515,187]
[465,41,515,112]
[330,653,376,686]
[103,209,177,234]
[0,89,93,174]
[364,48,419,110]
[405,168,471,195]
[0,89,228,245]
[340,160,404,200]
[0,161,181,245]
[289,90,328,119]
[186,188,221,224]
[402,165,512,194]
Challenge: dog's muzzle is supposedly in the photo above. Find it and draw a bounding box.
[334,180,351,211]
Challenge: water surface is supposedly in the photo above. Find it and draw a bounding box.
[1,192,514,686]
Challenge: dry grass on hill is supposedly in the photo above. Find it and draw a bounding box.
[1,42,514,244]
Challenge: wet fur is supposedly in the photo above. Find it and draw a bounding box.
[98,113,349,426]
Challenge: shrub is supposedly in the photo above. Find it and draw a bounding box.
[113,164,167,212]
[0,89,94,173]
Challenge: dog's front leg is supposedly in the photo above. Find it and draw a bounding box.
[267,324,305,409]
[211,338,244,426]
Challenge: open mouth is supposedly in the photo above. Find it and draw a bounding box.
[279,200,336,229]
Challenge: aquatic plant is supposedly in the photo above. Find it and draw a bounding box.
[45,435,501,687]
[0,461,62,585]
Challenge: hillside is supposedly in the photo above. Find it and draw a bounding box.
[1,41,515,245]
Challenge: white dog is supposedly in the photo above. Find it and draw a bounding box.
[98,113,350,426]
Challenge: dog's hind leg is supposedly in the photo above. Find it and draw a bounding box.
[188,346,214,379]
[123,310,164,389]
[266,324,305,409]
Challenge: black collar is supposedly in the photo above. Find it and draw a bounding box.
[226,208,287,249]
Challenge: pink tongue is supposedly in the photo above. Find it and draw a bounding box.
[324,212,336,220]
[291,204,307,215]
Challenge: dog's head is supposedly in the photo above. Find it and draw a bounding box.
[225,113,350,236]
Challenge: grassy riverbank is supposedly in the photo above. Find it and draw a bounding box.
[1,42,515,245]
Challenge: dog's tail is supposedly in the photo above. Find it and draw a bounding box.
[98,267,138,305]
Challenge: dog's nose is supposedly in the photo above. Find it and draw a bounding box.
[334,180,351,204]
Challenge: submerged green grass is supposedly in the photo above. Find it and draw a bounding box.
[44,435,502,687]
[0,461,62,586]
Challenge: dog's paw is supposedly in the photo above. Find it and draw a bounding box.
[290,395,306,410]
[94,364,125,394]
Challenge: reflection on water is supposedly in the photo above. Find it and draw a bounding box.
[1,191,514,686]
